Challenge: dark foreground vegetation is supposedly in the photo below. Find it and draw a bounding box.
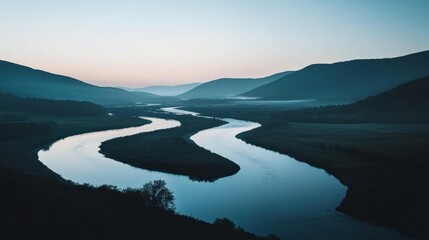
[100,112,239,181]
[0,94,269,239]
[0,165,267,239]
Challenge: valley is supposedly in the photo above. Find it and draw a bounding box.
[1,50,429,239]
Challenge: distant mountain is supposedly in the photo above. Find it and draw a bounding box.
[241,50,429,103]
[179,71,292,99]
[130,82,202,96]
[273,75,429,123]
[0,60,158,105]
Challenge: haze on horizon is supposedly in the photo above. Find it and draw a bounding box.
[1,0,428,88]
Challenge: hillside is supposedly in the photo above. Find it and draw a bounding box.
[179,71,292,99]
[0,92,106,118]
[0,60,158,105]
[241,50,429,103]
[272,75,429,123]
[132,82,202,96]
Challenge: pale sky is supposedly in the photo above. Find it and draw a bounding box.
[1,0,428,87]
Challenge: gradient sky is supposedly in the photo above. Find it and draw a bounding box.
[1,0,428,87]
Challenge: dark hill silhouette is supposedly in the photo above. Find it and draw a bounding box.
[179,71,292,99]
[273,75,429,123]
[0,60,159,105]
[241,50,429,103]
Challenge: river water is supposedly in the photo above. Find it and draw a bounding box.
[38,109,407,239]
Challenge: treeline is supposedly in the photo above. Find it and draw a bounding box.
[0,92,106,117]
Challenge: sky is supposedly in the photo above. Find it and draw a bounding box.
[1,0,428,87]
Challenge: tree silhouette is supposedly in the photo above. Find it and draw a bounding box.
[213,218,236,230]
[140,180,175,211]
[266,233,280,240]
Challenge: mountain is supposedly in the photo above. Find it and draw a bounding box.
[130,82,202,96]
[241,50,429,103]
[179,71,292,99]
[349,74,429,122]
[273,75,429,123]
[0,60,158,105]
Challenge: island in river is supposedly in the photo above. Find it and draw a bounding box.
[100,114,239,181]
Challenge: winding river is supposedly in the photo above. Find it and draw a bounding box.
[38,109,407,240]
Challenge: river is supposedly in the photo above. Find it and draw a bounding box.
[38,109,407,239]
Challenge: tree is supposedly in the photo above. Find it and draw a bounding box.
[213,218,237,230]
[266,233,280,240]
[140,180,175,211]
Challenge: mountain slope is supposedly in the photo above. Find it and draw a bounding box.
[0,60,158,105]
[242,50,429,103]
[273,75,429,123]
[179,71,292,99]
[0,92,107,117]
[132,82,202,96]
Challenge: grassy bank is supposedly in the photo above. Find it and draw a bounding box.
[100,114,240,181]
[0,93,151,177]
[238,122,429,239]
[0,115,148,178]
[183,105,429,239]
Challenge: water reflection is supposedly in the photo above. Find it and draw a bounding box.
[38,111,407,240]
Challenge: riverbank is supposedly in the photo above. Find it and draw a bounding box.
[1,115,148,178]
[238,122,429,239]
[100,114,240,181]
[0,100,270,240]
[182,105,429,239]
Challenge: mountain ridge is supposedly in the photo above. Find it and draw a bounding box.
[272,75,429,123]
[179,71,293,99]
[241,50,429,103]
[0,60,159,105]
[129,82,202,96]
